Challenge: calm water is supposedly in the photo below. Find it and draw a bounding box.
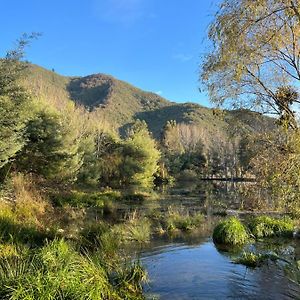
[140,238,300,300]
[95,181,300,299]
[119,181,300,300]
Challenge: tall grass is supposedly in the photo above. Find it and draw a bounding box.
[113,211,151,244]
[0,239,146,300]
[152,206,204,233]
[0,173,53,245]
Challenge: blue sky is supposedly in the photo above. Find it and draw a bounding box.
[0,0,219,106]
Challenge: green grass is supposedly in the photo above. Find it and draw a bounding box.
[213,217,249,246]
[114,213,151,244]
[234,251,267,268]
[248,216,294,238]
[153,207,204,233]
[52,190,120,209]
[0,239,147,300]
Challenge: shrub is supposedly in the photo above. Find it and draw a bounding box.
[213,217,249,246]
[248,216,294,238]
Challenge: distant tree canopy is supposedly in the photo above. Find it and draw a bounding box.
[162,121,207,176]
[201,0,300,128]
[0,37,161,187]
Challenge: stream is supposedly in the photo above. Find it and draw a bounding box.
[126,182,300,299]
[140,238,300,299]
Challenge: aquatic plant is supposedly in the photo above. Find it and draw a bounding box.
[235,251,267,268]
[248,216,294,238]
[155,207,204,233]
[213,217,249,246]
[114,212,151,244]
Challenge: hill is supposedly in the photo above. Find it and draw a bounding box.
[23,64,275,140]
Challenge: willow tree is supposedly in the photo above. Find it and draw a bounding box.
[201,0,300,128]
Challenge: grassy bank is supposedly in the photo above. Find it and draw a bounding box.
[0,174,149,299]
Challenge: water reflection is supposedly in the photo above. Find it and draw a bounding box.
[141,239,300,300]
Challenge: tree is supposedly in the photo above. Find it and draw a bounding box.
[17,106,83,181]
[0,35,37,171]
[162,121,207,176]
[123,120,161,187]
[249,129,300,213]
[97,120,160,188]
[201,0,300,128]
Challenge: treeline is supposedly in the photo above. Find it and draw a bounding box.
[0,38,161,189]
[0,37,279,191]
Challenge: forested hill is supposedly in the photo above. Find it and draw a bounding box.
[24,64,275,139]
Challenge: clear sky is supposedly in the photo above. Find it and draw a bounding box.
[0,0,219,106]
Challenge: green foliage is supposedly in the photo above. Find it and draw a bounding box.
[0,38,33,170]
[17,106,83,180]
[250,129,300,213]
[235,251,267,268]
[124,120,161,187]
[114,214,151,244]
[201,0,300,125]
[153,207,204,233]
[53,190,120,208]
[213,217,249,246]
[80,222,111,250]
[22,63,275,182]
[97,120,160,188]
[248,216,294,238]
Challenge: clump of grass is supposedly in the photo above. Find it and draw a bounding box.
[213,217,249,246]
[248,216,294,238]
[80,222,110,249]
[155,207,204,233]
[235,251,267,268]
[0,243,22,258]
[112,261,148,298]
[115,212,151,244]
[0,239,146,299]
[6,173,50,226]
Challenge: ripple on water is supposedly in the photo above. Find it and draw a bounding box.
[141,239,300,300]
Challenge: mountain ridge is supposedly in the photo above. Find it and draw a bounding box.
[23,63,275,140]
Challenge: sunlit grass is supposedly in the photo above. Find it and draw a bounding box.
[248,216,294,238]
[213,217,249,246]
